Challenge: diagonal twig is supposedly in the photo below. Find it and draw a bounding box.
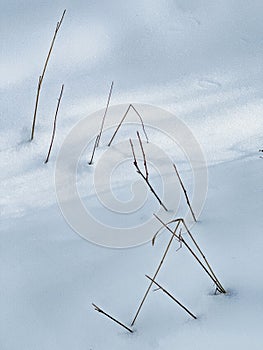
[173,163,196,222]
[88,81,114,165]
[145,275,197,319]
[131,221,180,326]
[137,131,149,180]
[180,218,225,293]
[153,214,226,293]
[44,84,64,163]
[129,138,168,211]
[31,9,66,141]
[92,303,133,333]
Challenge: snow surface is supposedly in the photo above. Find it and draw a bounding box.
[1,1,263,349]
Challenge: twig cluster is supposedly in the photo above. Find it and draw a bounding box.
[31,9,66,141]
[153,215,226,294]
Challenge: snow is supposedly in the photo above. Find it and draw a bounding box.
[1,1,263,349]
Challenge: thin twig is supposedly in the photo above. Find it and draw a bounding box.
[145,275,197,319]
[173,163,196,222]
[88,81,114,164]
[108,104,149,146]
[137,131,149,180]
[180,218,225,293]
[130,104,149,143]
[31,9,66,141]
[88,135,100,165]
[92,303,133,333]
[44,84,64,163]
[129,138,168,211]
[131,221,180,326]
[153,215,226,293]
[97,81,114,146]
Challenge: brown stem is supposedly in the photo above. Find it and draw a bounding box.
[44,84,64,163]
[129,139,168,211]
[173,163,196,222]
[92,303,133,333]
[145,275,197,319]
[31,9,66,141]
[131,221,180,326]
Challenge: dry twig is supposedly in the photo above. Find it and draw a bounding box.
[145,275,197,319]
[92,303,133,333]
[173,163,196,222]
[108,104,149,146]
[31,9,66,141]
[153,214,226,294]
[89,81,114,164]
[44,84,64,163]
[131,221,180,326]
[129,135,168,211]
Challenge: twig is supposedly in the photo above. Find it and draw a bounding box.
[92,303,133,333]
[137,131,149,180]
[145,275,197,319]
[44,84,64,163]
[131,221,180,326]
[130,104,149,143]
[88,81,114,164]
[88,135,100,165]
[180,218,225,294]
[129,138,168,211]
[173,163,196,222]
[97,81,114,146]
[31,9,66,141]
[108,104,149,146]
[153,215,226,293]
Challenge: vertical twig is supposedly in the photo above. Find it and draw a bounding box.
[145,275,197,319]
[88,81,114,165]
[31,9,66,141]
[88,135,100,165]
[97,81,114,146]
[129,138,168,211]
[44,84,64,163]
[92,303,133,333]
[153,215,226,294]
[108,104,149,146]
[131,221,180,326]
[137,131,149,180]
[173,163,196,222]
